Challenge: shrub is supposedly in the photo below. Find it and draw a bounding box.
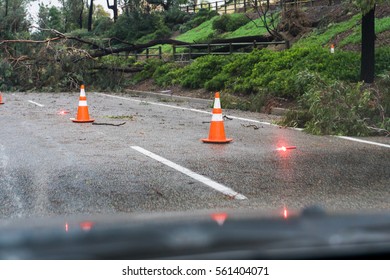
[375,47,390,75]
[178,55,231,89]
[132,59,164,84]
[280,71,388,136]
[179,9,218,33]
[153,63,183,87]
[212,14,250,33]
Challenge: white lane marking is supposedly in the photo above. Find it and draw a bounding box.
[28,100,45,107]
[96,92,212,115]
[97,92,389,149]
[126,89,211,103]
[95,92,273,125]
[336,136,390,149]
[131,146,247,200]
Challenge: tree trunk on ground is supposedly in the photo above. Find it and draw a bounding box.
[360,5,376,83]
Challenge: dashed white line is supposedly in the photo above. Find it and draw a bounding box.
[96,92,390,149]
[131,146,247,200]
[28,100,44,107]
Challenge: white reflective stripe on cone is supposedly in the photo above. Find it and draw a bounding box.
[78,100,88,106]
[214,98,221,109]
[211,113,223,122]
[80,89,86,97]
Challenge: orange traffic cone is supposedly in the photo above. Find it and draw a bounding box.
[0,93,4,105]
[330,44,335,54]
[71,85,94,123]
[202,92,232,144]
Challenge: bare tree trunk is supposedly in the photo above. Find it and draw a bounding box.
[88,0,94,31]
[106,0,118,22]
[79,0,84,29]
[5,0,8,16]
[360,5,376,83]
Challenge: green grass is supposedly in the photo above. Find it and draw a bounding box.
[224,18,269,38]
[340,16,390,46]
[158,9,390,56]
[161,16,219,53]
[175,15,219,43]
[295,14,390,49]
[160,15,272,53]
[294,14,361,48]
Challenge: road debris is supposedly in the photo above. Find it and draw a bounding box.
[223,115,233,120]
[92,122,126,126]
[241,124,261,130]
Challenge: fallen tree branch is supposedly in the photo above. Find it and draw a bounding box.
[241,124,261,130]
[92,66,143,73]
[89,38,190,58]
[92,122,126,126]
[0,37,62,45]
[367,126,390,136]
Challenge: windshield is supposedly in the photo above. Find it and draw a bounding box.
[0,0,389,276]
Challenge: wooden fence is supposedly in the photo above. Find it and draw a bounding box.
[172,40,288,61]
[121,40,287,61]
[179,0,318,14]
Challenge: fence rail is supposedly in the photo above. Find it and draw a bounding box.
[172,40,288,60]
[118,41,287,61]
[122,46,163,60]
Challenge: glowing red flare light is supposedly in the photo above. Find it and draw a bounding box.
[283,208,288,219]
[276,146,297,152]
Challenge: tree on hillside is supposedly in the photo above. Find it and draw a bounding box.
[106,0,118,22]
[358,0,376,83]
[37,4,65,35]
[88,0,94,31]
[145,0,188,11]
[357,0,389,83]
[0,0,31,38]
[60,0,85,31]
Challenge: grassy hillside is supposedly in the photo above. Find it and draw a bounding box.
[161,4,389,51]
[135,4,390,136]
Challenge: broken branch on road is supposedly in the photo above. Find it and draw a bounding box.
[241,124,261,130]
[92,122,126,127]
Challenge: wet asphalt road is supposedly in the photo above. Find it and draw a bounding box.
[0,91,389,220]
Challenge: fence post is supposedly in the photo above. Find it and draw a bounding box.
[189,45,192,60]
[285,40,290,49]
[135,52,138,61]
[158,46,162,60]
[229,43,233,54]
[146,48,149,59]
[234,0,237,12]
[215,1,218,13]
[193,4,196,13]
[173,45,176,61]
[244,0,246,13]
[208,2,211,10]
[208,43,211,54]
[253,40,257,50]
[186,6,189,13]
[224,0,227,14]
[255,0,258,8]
